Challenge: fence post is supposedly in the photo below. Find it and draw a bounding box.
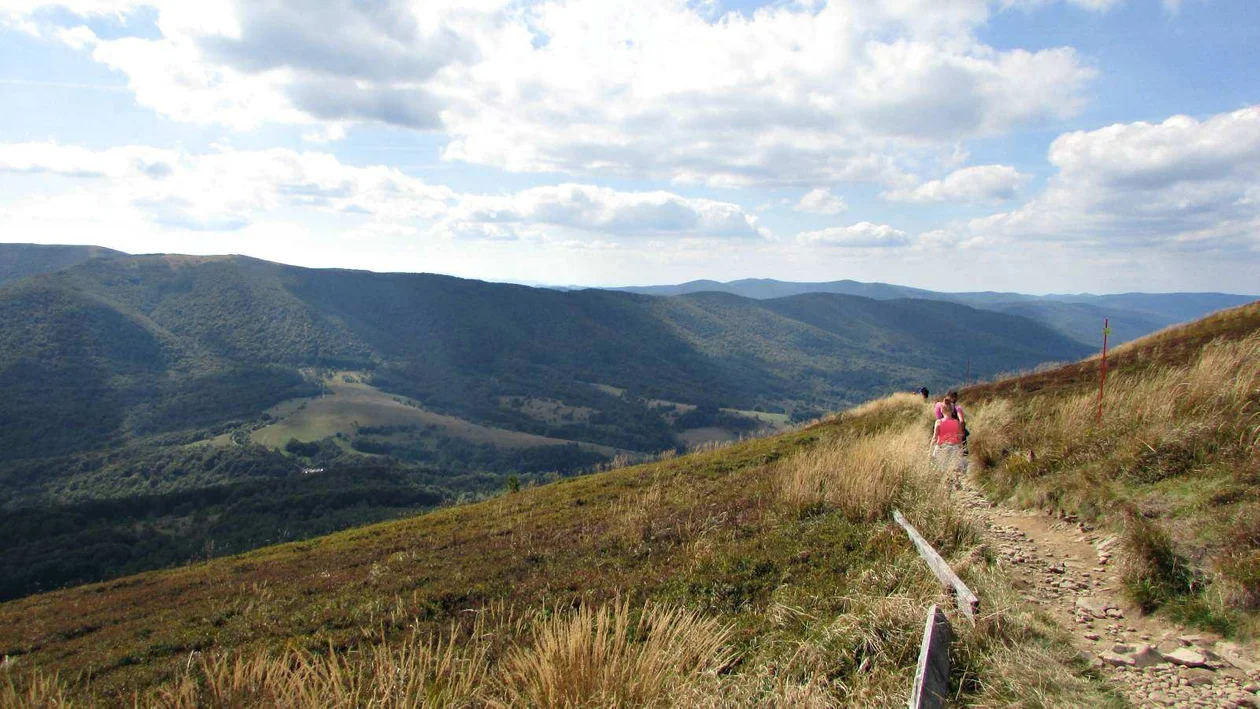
[908,604,952,709]
[1096,318,1110,426]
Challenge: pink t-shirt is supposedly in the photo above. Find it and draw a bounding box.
[935,418,964,445]
[934,402,964,421]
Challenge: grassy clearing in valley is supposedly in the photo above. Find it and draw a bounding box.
[0,389,1113,706]
[248,371,616,455]
[968,302,1260,637]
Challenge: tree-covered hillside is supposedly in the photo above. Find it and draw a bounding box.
[0,243,124,287]
[0,253,1091,461]
[0,251,1092,599]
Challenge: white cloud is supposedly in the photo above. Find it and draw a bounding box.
[963,105,1260,252]
[883,164,1027,203]
[0,142,455,231]
[445,184,769,240]
[0,141,177,178]
[797,222,910,248]
[0,141,768,245]
[794,188,848,215]
[4,0,1096,187]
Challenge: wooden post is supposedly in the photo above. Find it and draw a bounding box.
[908,604,952,709]
[1096,318,1110,426]
[893,509,979,621]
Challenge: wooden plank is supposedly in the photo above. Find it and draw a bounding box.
[892,509,979,621]
[908,604,952,709]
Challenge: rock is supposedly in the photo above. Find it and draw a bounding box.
[1148,690,1173,705]
[1105,607,1125,619]
[1100,651,1137,667]
[1218,642,1260,674]
[1132,644,1165,668]
[1075,596,1115,618]
[1084,633,1101,641]
[1165,647,1210,668]
[1185,668,1216,687]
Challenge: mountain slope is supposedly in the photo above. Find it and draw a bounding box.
[0,254,1090,462]
[612,277,1255,348]
[9,302,1256,705]
[0,243,125,287]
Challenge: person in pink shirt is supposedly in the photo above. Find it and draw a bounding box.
[930,399,966,476]
[934,390,964,426]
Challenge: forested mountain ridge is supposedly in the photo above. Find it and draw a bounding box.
[0,250,1090,599]
[0,252,1092,463]
[0,243,124,287]
[610,277,1255,347]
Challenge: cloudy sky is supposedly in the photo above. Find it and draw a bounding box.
[1,0,1257,293]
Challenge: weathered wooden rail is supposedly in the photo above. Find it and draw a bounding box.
[892,509,979,621]
[894,508,982,707]
[908,604,951,709]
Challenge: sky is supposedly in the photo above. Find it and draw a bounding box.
[0,0,1257,294]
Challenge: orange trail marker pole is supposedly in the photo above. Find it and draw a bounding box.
[1097,318,1110,426]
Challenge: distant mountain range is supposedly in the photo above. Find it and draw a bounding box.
[0,242,1245,600]
[607,278,1256,348]
[0,246,1090,465]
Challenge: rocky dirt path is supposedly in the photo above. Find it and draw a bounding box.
[955,481,1260,707]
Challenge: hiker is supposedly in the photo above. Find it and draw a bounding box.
[933,390,964,425]
[930,400,966,477]
[918,386,930,401]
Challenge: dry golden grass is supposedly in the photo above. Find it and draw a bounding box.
[970,331,1260,632]
[2,667,72,708]
[778,396,946,524]
[842,391,925,419]
[151,615,496,708]
[4,601,736,709]
[499,600,735,708]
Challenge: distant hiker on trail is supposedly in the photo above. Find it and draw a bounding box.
[935,390,969,449]
[930,400,966,478]
[934,390,964,425]
[918,386,930,401]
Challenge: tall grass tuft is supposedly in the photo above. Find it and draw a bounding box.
[1,669,73,708]
[154,618,492,708]
[499,600,736,708]
[777,402,943,524]
[1120,509,1199,614]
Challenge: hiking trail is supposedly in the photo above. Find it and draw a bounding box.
[957,477,1260,707]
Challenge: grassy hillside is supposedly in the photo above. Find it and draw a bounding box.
[965,301,1260,635]
[5,298,1256,706]
[0,394,1114,707]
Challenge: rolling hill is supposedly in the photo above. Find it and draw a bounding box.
[0,248,1097,601]
[611,277,1255,348]
[3,302,1257,706]
[0,242,124,287]
[0,252,1092,466]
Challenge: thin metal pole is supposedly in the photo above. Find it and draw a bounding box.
[1097,318,1110,426]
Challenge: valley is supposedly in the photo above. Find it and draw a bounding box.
[3,302,1257,706]
[0,244,1244,610]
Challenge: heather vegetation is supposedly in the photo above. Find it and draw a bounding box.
[0,388,1116,706]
